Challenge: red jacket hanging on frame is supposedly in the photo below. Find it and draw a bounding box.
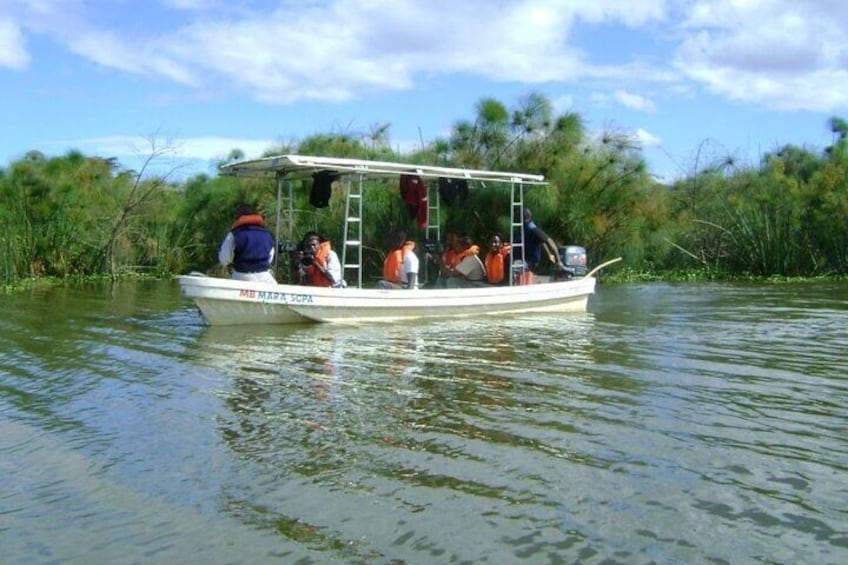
[400,174,428,229]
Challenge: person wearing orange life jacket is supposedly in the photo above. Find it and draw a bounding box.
[297,232,344,287]
[427,231,459,288]
[484,233,512,285]
[444,235,486,288]
[218,203,277,283]
[378,229,419,290]
[431,231,459,288]
[440,232,460,269]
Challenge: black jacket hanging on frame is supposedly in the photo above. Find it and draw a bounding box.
[437,177,469,206]
[310,170,340,208]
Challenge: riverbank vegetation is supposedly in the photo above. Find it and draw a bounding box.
[2,94,847,288]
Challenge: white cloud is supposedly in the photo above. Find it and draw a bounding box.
[175,136,278,160]
[552,95,575,113]
[41,135,279,179]
[67,30,199,85]
[0,18,29,69]
[53,135,274,161]
[7,0,848,113]
[634,128,661,147]
[2,1,673,103]
[674,0,848,111]
[589,92,608,106]
[584,124,661,152]
[160,0,216,10]
[570,0,667,27]
[613,89,656,112]
[589,90,656,112]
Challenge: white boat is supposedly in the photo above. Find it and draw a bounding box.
[178,272,599,325]
[178,154,619,325]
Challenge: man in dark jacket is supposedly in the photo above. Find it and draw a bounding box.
[218,204,277,283]
[522,208,565,273]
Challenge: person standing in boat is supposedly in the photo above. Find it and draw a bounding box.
[298,231,344,287]
[484,233,512,285]
[218,204,277,283]
[379,229,419,290]
[522,208,565,274]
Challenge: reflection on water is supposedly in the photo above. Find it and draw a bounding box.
[1,280,847,563]
[185,315,606,562]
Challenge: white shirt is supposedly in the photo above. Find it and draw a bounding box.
[218,232,236,267]
[324,249,343,286]
[402,250,419,286]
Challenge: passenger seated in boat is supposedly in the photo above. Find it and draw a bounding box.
[484,233,511,285]
[430,231,459,288]
[218,203,277,284]
[378,229,419,290]
[297,231,344,287]
[444,235,486,288]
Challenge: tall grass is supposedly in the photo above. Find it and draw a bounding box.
[3,105,848,285]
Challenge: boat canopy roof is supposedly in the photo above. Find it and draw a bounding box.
[219,154,546,185]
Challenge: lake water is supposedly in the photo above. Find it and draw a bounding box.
[1,280,846,564]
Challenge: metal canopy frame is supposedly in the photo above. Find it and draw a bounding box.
[219,154,547,185]
[219,154,546,287]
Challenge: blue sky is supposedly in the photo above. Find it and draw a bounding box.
[2,0,847,182]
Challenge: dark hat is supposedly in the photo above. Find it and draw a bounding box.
[387,229,407,249]
[235,203,257,218]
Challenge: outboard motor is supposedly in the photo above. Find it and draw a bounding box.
[553,245,588,280]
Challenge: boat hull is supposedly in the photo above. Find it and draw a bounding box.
[178,274,596,325]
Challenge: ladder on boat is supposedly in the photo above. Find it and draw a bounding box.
[426,182,441,244]
[423,182,441,285]
[272,174,296,282]
[341,176,364,288]
[510,180,526,285]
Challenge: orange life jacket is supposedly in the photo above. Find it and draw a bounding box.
[485,244,511,284]
[457,245,479,262]
[230,214,265,230]
[303,241,333,287]
[444,244,479,269]
[383,241,416,284]
[442,248,459,268]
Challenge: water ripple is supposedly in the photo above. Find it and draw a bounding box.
[1,280,847,563]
